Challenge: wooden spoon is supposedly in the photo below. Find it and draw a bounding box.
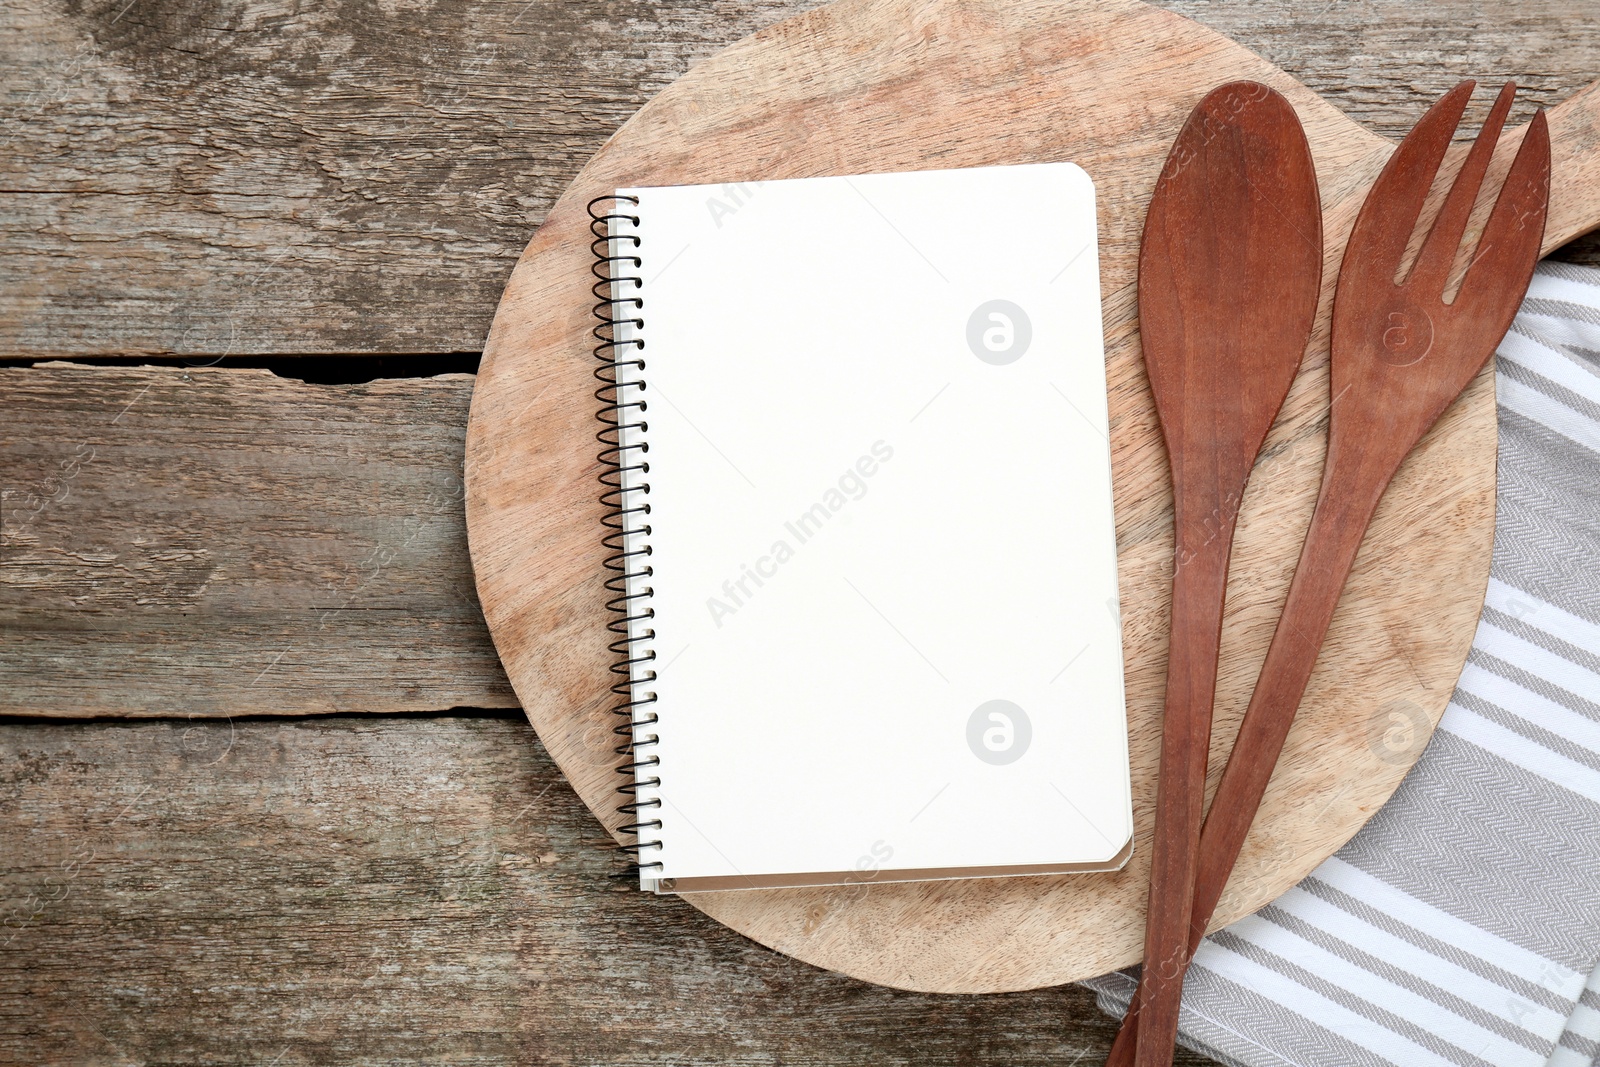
[1108,80,1552,1067]
[1125,81,1324,1067]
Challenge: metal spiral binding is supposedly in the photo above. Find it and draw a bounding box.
[588,194,663,882]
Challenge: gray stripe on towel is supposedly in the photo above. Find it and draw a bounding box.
[1254,904,1552,1054]
[1519,297,1600,331]
[1477,604,1600,689]
[1450,683,1600,775]
[1488,408,1600,625]
[1208,930,1497,1067]
[1294,875,1572,1012]
[1532,261,1600,289]
[1335,731,1600,969]
[1557,1028,1599,1058]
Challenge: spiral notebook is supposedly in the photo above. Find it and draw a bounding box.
[592,162,1132,893]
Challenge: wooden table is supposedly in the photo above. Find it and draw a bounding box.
[3,1,1596,1062]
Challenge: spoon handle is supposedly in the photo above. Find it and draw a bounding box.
[1109,454,1388,1067]
[1129,511,1237,1067]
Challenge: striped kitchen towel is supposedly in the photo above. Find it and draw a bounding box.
[1085,260,1600,1067]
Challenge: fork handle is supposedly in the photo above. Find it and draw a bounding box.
[1186,458,1387,932]
[1109,454,1388,1067]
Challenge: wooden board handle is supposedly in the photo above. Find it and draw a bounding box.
[1544,79,1600,251]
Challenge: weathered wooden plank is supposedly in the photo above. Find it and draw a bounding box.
[0,363,516,717]
[0,715,1218,1065]
[0,0,822,357]
[2,0,1596,358]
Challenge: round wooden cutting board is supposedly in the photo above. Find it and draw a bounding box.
[464,0,1600,993]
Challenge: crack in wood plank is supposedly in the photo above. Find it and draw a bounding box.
[0,363,516,717]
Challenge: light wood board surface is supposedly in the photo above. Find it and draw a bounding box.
[465,0,1600,993]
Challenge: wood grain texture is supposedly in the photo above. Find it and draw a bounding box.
[0,0,821,357]
[0,715,1218,1066]
[2,0,1599,358]
[0,362,516,717]
[466,0,1600,994]
[1131,82,1325,1066]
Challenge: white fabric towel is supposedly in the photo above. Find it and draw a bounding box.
[1085,261,1600,1067]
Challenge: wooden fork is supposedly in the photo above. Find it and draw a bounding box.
[1112,79,1552,1067]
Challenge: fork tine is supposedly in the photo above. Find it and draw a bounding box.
[1407,82,1517,295]
[1344,81,1475,279]
[1455,109,1551,311]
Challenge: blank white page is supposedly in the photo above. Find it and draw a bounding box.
[611,162,1130,891]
